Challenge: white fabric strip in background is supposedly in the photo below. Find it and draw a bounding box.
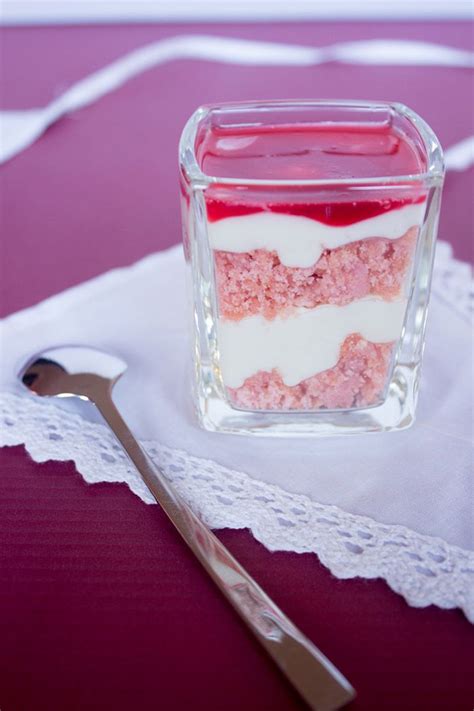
[1,36,473,164]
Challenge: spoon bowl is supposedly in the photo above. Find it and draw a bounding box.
[21,347,127,400]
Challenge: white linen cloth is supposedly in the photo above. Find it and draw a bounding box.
[0,239,473,620]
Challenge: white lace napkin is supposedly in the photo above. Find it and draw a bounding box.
[1,240,473,620]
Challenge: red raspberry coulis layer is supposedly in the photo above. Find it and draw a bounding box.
[198,120,426,225]
[205,195,425,225]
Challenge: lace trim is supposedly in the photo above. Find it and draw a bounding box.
[431,240,473,322]
[1,390,473,622]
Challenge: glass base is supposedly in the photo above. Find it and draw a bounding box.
[194,364,418,437]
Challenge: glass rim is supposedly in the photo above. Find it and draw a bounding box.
[179,98,445,189]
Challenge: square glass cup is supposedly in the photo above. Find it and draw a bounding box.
[179,100,444,436]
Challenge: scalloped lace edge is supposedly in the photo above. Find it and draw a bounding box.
[1,391,473,622]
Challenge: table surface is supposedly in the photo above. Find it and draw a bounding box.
[1,21,473,711]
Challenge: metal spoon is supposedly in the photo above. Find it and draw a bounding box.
[20,346,355,711]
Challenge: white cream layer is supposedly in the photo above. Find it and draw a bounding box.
[208,202,425,268]
[218,297,406,388]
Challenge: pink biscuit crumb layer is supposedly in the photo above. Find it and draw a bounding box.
[215,228,417,320]
[227,334,393,411]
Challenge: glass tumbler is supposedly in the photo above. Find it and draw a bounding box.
[179,100,444,436]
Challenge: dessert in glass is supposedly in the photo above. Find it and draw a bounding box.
[179,100,444,435]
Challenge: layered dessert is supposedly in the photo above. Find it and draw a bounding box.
[196,120,427,411]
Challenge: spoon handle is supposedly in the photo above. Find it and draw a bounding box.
[94,388,355,711]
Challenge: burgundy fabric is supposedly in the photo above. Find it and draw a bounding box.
[0,22,473,711]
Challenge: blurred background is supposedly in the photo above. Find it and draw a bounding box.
[1,0,472,23]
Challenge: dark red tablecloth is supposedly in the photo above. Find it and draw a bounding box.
[1,22,473,711]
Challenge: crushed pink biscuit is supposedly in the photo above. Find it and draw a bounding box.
[215,228,416,320]
[227,334,393,410]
